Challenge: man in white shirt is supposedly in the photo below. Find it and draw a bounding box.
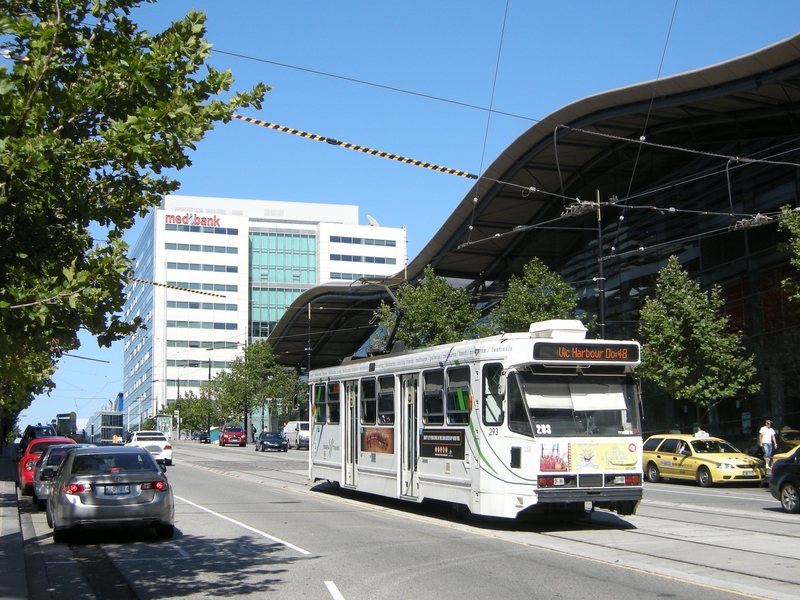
[759,419,777,469]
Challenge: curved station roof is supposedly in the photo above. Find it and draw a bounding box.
[268,33,800,371]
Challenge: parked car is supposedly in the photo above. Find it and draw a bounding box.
[778,428,800,453]
[769,446,800,513]
[46,445,174,542]
[198,431,211,444]
[18,437,75,495]
[126,430,173,466]
[32,443,95,510]
[643,433,765,487]
[219,424,246,447]
[255,431,288,452]
[17,423,59,458]
[284,421,309,450]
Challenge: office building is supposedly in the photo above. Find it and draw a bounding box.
[122,195,406,431]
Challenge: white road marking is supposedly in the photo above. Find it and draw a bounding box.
[325,581,346,600]
[175,495,311,555]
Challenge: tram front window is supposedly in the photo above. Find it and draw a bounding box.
[510,372,636,437]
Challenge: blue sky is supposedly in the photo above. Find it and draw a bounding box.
[22,0,800,429]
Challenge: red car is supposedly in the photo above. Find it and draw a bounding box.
[219,424,246,447]
[18,437,76,495]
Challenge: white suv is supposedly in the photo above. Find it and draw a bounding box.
[126,431,173,466]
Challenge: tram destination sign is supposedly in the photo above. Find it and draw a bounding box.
[533,341,639,363]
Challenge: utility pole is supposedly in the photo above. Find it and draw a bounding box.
[596,189,606,339]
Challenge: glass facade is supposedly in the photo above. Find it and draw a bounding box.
[559,148,800,441]
[250,231,317,340]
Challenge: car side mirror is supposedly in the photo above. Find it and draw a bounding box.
[41,467,54,480]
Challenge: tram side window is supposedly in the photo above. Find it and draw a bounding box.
[328,382,340,424]
[314,384,326,424]
[423,370,444,425]
[361,378,377,425]
[483,363,504,426]
[508,375,533,437]
[378,376,394,424]
[446,367,470,425]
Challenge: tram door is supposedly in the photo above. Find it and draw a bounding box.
[344,380,358,487]
[400,374,419,498]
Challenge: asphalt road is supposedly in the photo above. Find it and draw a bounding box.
[17,441,800,600]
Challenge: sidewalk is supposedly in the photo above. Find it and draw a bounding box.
[0,442,28,599]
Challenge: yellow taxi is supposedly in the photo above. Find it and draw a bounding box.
[643,432,766,487]
[778,428,800,453]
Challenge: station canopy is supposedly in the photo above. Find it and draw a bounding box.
[268,33,800,371]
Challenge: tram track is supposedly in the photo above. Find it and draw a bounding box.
[532,509,800,589]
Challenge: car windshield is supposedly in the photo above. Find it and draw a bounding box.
[46,449,74,466]
[262,432,282,440]
[509,372,639,437]
[782,431,800,441]
[225,427,243,433]
[72,453,158,474]
[690,439,741,454]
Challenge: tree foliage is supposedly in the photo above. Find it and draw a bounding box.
[638,256,759,426]
[778,204,800,302]
[0,1,268,425]
[374,265,480,349]
[486,257,582,334]
[202,341,301,427]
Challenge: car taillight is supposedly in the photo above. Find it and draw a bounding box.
[64,483,92,494]
[141,481,169,491]
[24,459,36,471]
[164,444,172,450]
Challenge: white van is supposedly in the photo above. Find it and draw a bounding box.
[283,421,309,450]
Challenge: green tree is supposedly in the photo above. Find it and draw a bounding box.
[215,341,300,429]
[0,2,267,425]
[638,256,759,427]
[374,265,480,349]
[779,204,800,302]
[486,257,582,334]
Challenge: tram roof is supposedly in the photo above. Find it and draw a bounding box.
[268,33,800,371]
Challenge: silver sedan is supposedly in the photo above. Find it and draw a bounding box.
[46,446,174,542]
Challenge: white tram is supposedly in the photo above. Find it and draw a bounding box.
[308,319,643,519]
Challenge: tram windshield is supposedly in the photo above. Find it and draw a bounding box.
[508,372,639,437]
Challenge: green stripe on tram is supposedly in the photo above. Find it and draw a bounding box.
[469,421,497,475]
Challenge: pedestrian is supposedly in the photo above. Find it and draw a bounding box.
[759,419,778,470]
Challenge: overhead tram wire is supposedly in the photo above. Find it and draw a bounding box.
[231,114,478,180]
[466,0,511,246]
[213,49,536,124]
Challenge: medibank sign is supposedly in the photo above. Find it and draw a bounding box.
[165,213,221,227]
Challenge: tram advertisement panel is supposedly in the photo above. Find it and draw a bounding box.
[420,429,465,460]
[539,442,639,472]
[361,427,394,454]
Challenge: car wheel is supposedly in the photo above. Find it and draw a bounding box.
[45,506,53,528]
[220,441,224,447]
[155,524,175,539]
[36,498,46,511]
[697,466,713,487]
[646,462,660,483]
[781,482,800,513]
[165,460,172,466]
